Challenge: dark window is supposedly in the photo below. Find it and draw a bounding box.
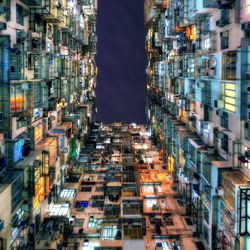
[204,225,209,244]
[221,9,229,24]
[220,31,229,50]
[221,134,229,152]
[204,18,210,30]
[204,206,209,224]
[16,4,24,26]
[221,112,229,129]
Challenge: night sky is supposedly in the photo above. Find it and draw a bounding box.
[95,0,147,124]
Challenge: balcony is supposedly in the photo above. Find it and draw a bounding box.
[38,0,64,24]
[194,0,218,15]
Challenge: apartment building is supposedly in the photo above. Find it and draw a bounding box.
[0,0,97,249]
[145,0,250,249]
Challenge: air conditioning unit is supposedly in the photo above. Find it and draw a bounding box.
[217,131,224,139]
[216,109,223,117]
[197,81,205,88]
[0,22,6,30]
[207,147,215,155]
[214,99,225,109]
[216,186,224,196]
[216,20,226,28]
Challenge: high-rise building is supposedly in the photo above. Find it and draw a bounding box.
[0,1,249,250]
[145,0,250,249]
[0,1,98,249]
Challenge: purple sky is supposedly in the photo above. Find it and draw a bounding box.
[95,0,147,124]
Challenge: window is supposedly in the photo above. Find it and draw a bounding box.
[88,217,98,228]
[16,118,27,129]
[246,0,250,14]
[223,51,237,80]
[221,9,229,24]
[204,206,209,224]
[83,241,99,250]
[60,189,76,198]
[204,18,210,31]
[143,186,154,193]
[10,84,24,113]
[204,225,209,244]
[146,199,157,208]
[221,112,229,129]
[204,38,210,50]
[222,82,236,113]
[102,225,118,240]
[220,31,229,50]
[34,125,42,143]
[16,4,24,26]
[221,134,229,152]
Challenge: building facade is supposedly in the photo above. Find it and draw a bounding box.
[145,0,250,249]
[0,0,97,249]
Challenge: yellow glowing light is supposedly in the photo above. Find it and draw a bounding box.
[225,103,236,112]
[225,83,236,90]
[190,25,197,40]
[225,90,236,97]
[225,97,236,105]
[168,156,174,173]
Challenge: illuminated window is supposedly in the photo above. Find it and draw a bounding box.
[60,189,76,198]
[246,0,250,14]
[204,38,210,50]
[83,241,99,250]
[221,111,229,129]
[34,125,42,143]
[222,82,236,113]
[155,241,171,250]
[244,147,250,169]
[179,149,185,168]
[10,85,24,113]
[102,225,118,240]
[146,199,157,208]
[48,203,69,217]
[143,186,154,193]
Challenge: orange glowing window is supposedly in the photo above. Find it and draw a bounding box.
[34,125,42,143]
[179,149,185,168]
[10,85,24,113]
[168,156,174,173]
[190,25,197,40]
